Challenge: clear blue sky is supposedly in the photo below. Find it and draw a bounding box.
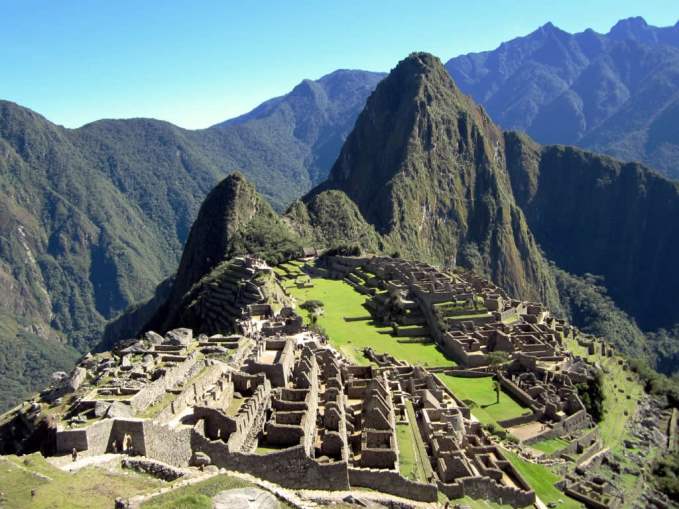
[3,0,677,129]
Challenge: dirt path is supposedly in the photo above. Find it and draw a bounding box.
[48,453,121,472]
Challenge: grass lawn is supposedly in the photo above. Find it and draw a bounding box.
[396,423,425,481]
[437,374,530,426]
[502,450,582,508]
[457,497,514,508]
[0,453,162,509]
[140,474,273,509]
[287,277,453,368]
[530,437,569,454]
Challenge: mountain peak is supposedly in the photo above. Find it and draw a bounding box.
[152,171,304,331]
[391,52,452,85]
[609,16,652,41]
[309,53,557,306]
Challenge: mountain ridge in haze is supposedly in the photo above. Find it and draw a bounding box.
[445,16,679,178]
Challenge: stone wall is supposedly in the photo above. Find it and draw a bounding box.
[155,363,227,422]
[121,457,185,481]
[110,419,147,455]
[144,421,193,466]
[456,475,536,507]
[348,467,438,502]
[55,419,114,455]
[191,436,350,490]
[497,374,541,411]
[129,355,199,412]
[498,412,541,429]
[55,428,88,454]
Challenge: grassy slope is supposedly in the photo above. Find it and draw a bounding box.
[437,374,530,426]
[565,338,658,503]
[502,451,581,509]
[140,474,264,509]
[286,277,452,367]
[530,437,570,454]
[565,338,642,449]
[0,453,162,508]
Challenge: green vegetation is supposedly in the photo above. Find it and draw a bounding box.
[530,437,569,454]
[0,312,79,411]
[396,401,431,482]
[652,449,679,500]
[566,338,642,449]
[626,356,679,407]
[287,277,451,367]
[502,451,582,508]
[575,370,605,423]
[553,268,649,362]
[140,474,257,509]
[0,453,162,508]
[437,374,530,426]
[396,423,422,480]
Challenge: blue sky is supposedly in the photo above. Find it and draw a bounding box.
[3,0,677,129]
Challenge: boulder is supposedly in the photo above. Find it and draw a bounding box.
[191,451,211,468]
[105,401,133,418]
[165,328,193,346]
[213,488,279,509]
[67,367,87,392]
[145,330,164,345]
[94,401,111,418]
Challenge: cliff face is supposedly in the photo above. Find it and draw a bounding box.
[310,53,560,309]
[505,132,679,332]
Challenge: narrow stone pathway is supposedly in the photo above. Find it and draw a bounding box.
[48,452,120,472]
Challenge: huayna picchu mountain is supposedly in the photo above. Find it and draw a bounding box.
[105,52,679,379]
[308,52,562,312]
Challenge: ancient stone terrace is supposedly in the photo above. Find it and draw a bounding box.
[324,255,569,368]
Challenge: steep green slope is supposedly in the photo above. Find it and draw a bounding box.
[285,190,382,252]
[505,132,679,332]
[0,312,78,411]
[311,53,561,310]
[505,130,679,370]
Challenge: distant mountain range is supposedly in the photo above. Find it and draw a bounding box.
[2,17,679,410]
[446,16,679,179]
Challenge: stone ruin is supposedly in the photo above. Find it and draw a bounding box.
[0,253,613,507]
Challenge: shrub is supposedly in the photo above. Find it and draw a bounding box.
[300,300,324,311]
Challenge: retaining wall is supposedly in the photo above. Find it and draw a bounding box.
[348,467,438,502]
[129,355,199,412]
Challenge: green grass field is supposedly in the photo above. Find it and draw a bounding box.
[564,338,655,504]
[287,277,453,367]
[0,454,162,509]
[530,437,569,454]
[565,338,642,450]
[140,474,263,509]
[396,423,425,481]
[502,451,582,508]
[437,374,530,426]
